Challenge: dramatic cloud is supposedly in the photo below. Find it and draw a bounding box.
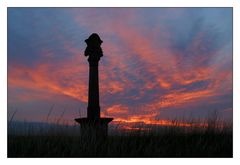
[8,8,232,125]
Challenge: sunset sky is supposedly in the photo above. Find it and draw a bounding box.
[8,8,233,125]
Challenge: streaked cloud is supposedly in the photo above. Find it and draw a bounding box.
[8,8,232,125]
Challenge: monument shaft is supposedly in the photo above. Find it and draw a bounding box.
[88,60,100,119]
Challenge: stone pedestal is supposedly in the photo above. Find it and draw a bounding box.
[75,117,113,138]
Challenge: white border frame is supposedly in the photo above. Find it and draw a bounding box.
[1,0,239,164]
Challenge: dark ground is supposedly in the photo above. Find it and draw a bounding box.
[8,128,232,158]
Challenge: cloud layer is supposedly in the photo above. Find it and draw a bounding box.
[8,8,232,125]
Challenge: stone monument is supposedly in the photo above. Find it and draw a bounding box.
[75,33,113,138]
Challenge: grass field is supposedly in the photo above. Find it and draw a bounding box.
[7,120,232,158]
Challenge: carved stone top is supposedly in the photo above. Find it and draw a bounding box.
[84,33,103,63]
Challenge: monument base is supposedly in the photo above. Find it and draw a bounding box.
[75,118,113,139]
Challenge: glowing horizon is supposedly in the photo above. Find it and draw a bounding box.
[8,8,232,125]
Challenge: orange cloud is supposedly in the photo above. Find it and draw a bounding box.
[8,62,88,103]
[157,78,172,89]
[104,104,129,115]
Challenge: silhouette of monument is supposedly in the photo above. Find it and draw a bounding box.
[75,33,113,138]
